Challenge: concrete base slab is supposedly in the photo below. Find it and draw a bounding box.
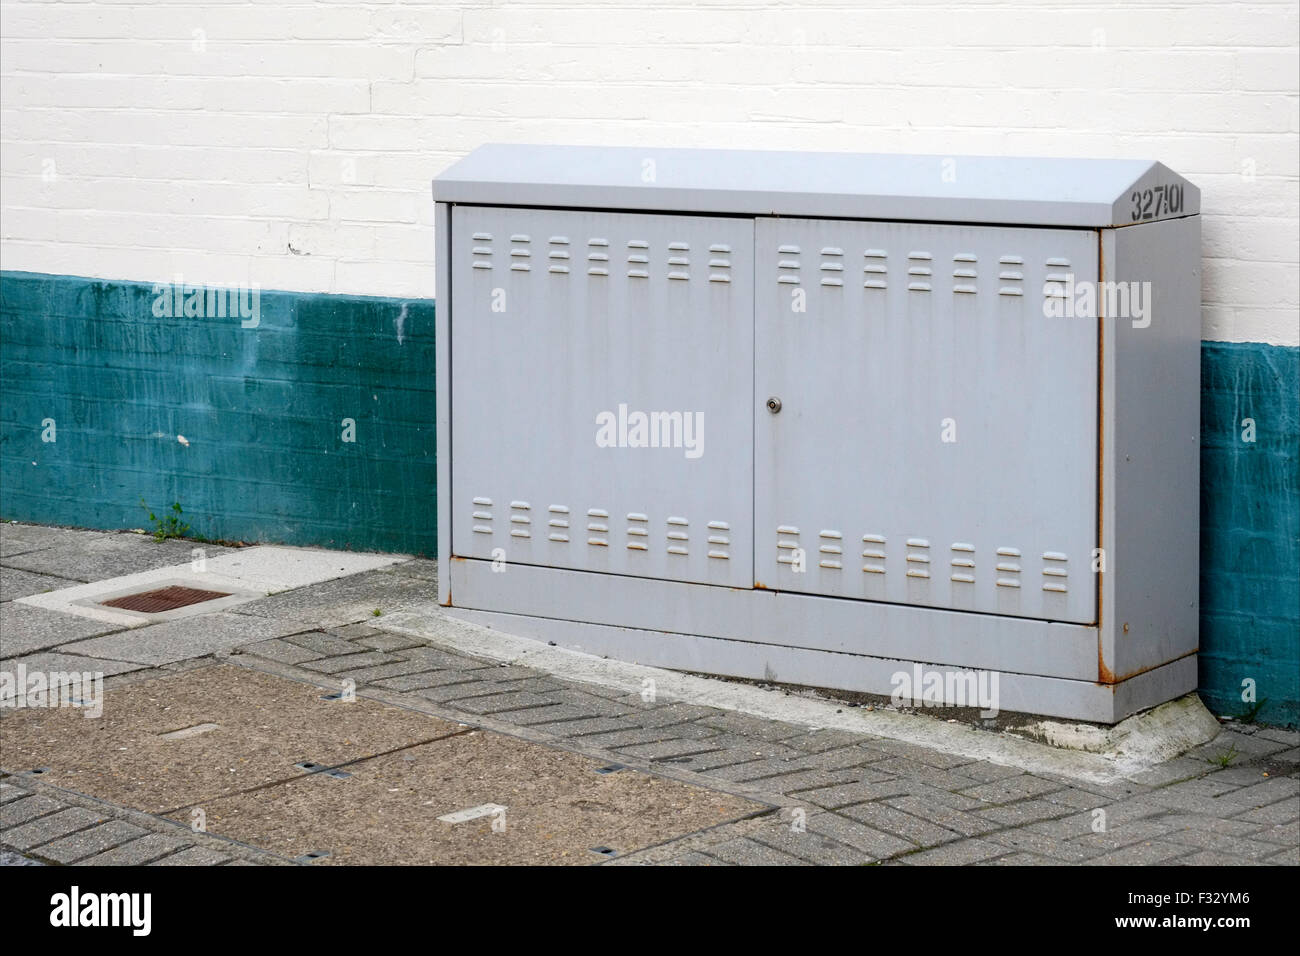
[0,663,462,813]
[1009,695,1223,771]
[14,545,410,628]
[167,729,765,865]
[443,557,1199,723]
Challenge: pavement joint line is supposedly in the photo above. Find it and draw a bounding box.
[0,566,98,586]
[220,651,789,814]
[745,818,888,864]
[559,723,706,745]
[596,819,757,865]
[594,804,783,865]
[226,643,1293,846]
[645,745,730,763]
[729,756,887,785]
[0,774,297,866]
[474,700,573,716]
[9,650,794,864]
[18,814,122,858]
[154,728,475,818]
[6,536,1292,867]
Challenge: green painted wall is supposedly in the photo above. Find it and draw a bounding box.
[1,272,1296,723]
[1199,342,1299,727]
[0,271,436,555]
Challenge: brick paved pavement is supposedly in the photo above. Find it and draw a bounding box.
[3,525,1297,866]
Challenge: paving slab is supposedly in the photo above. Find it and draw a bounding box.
[1082,840,1197,865]
[702,836,811,866]
[897,837,1007,865]
[3,535,226,583]
[34,819,150,863]
[799,779,914,809]
[202,547,407,593]
[369,671,468,693]
[0,782,32,804]
[151,846,232,866]
[839,799,963,848]
[1,567,76,603]
[976,851,1057,865]
[746,814,877,865]
[56,612,312,665]
[0,603,126,658]
[78,832,195,866]
[985,826,1101,862]
[1264,845,1299,865]
[237,638,324,666]
[0,524,107,559]
[1,652,146,707]
[0,848,44,865]
[166,729,766,865]
[0,663,463,813]
[731,767,864,792]
[387,558,438,582]
[0,793,65,827]
[353,632,425,653]
[231,568,431,629]
[1160,825,1293,860]
[2,806,107,851]
[880,793,1001,837]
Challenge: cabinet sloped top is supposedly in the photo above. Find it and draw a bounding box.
[432,144,1199,229]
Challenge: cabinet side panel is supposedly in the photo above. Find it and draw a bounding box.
[1105,217,1202,678]
[436,201,452,603]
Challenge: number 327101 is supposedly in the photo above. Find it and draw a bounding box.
[1130,184,1185,221]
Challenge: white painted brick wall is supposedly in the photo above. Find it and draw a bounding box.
[1,1,1296,344]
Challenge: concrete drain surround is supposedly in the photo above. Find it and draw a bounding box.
[1,664,766,864]
[18,545,408,628]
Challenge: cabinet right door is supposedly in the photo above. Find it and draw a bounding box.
[754,219,1100,624]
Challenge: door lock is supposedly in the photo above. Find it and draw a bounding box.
[766,396,782,414]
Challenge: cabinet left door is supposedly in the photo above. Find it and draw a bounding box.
[450,206,755,589]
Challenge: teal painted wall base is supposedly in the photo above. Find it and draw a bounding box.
[1,271,435,555]
[1199,341,1299,727]
[1,272,1296,723]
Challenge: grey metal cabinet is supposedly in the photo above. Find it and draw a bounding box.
[433,146,1202,723]
[755,219,1099,625]
[449,205,755,589]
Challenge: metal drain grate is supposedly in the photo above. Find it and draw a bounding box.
[100,585,232,613]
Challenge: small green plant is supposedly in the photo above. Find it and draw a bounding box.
[1240,698,1269,723]
[1207,742,1240,768]
[372,608,383,617]
[140,499,191,542]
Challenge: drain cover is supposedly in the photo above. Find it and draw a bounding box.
[100,585,232,613]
